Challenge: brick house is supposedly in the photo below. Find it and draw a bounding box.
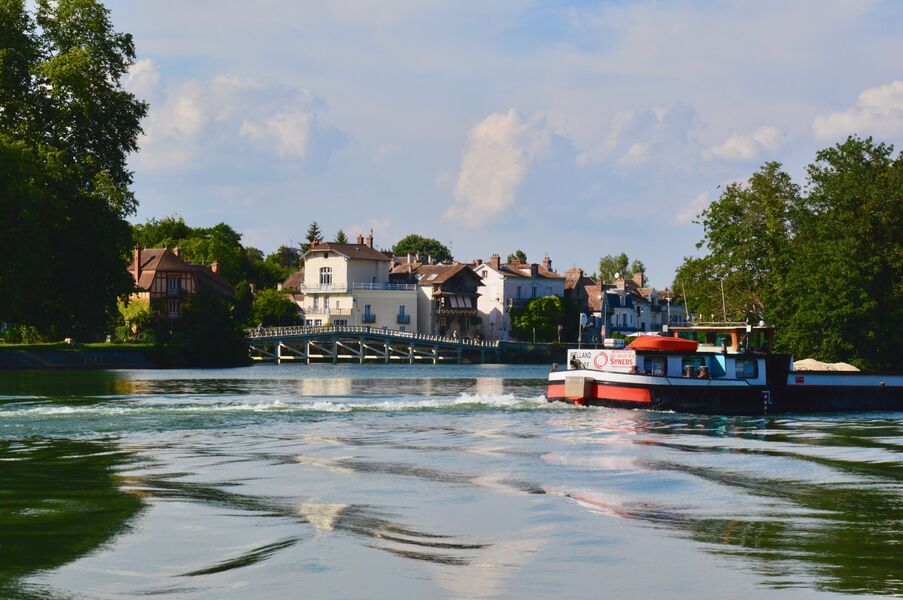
[128,246,233,319]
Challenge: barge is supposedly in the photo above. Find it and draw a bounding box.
[547,325,903,415]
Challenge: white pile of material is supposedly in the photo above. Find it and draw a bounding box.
[794,358,860,372]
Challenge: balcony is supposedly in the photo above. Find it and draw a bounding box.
[299,284,348,293]
[352,282,416,291]
[362,313,377,324]
[396,314,411,324]
[306,308,353,316]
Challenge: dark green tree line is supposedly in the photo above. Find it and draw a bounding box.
[0,0,147,339]
[675,137,902,370]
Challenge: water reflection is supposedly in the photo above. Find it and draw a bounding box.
[0,439,144,600]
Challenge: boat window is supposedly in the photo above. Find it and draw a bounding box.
[643,357,666,376]
[681,356,705,377]
[736,359,758,379]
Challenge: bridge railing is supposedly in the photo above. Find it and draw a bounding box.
[248,325,500,347]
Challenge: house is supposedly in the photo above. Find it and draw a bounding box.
[587,273,691,336]
[390,258,483,337]
[279,268,305,311]
[128,246,233,319]
[300,234,418,331]
[471,254,565,341]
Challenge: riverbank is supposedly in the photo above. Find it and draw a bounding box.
[0,344,153,369]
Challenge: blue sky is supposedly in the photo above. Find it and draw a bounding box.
[110,0,903,287]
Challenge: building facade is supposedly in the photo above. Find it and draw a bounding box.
[472,254,565,341]
[390,260,483,337]
[300,235,418,331]
[128,246,233,319]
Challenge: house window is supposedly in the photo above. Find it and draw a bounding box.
[168,277,179,291]
[168,300,179,317]
[319,267,332,286]
[313,296,319,310]
[532,286,537,298]
[736,359,758,379]
[399,305,406,317]
[334,319,348,327]
[516,286,522,299]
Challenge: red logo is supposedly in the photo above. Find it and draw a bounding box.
[795,376,804,384]
[594,352,609,369]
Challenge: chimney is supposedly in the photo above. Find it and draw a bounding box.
[428,254,433,265]
[173,246,180,257]
[211,261,219,273]
[530,263,539,278]
[542,255,552,272]
[406,252,412,264]
[489,253,501,270]
[475,258,483,265]
[366,229,374,248]
[356,234,365,244]
[633,272,644,287]
[133,245,141,284]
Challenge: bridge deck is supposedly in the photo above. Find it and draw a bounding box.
[248,325,500,364]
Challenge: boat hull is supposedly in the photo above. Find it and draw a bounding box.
[548,370,903,415]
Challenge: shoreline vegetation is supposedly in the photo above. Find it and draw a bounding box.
[1,1,900,370]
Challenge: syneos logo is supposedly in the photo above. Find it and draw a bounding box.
[593,352,609,369]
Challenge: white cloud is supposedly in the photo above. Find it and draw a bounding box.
[704,126,784,161]
[813,80,903,140]
[132,70,343,171]
[673,191,710,225]
[577,103,700,170]
[444,110,553,222]
[124,58,161,101]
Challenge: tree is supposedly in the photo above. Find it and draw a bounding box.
[775,137,902,369]
[334,229,348,244]
[150,287,249,367]
[0,0,147,339]
[630,260,647,285]
[511,296,564,342]
[507,250,527,264]
[251,289,299,327]
[673,162,799,324]
[392,234,452,262]
[598,253,630,284]
[301,221,323,254]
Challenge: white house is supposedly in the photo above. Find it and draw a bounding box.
[472,254,565,341]
[300,234,418,332]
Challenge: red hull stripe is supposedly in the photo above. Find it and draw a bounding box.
[595,385,652,403]
[547,382,651,404]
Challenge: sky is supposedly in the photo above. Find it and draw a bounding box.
[109,0,903,287]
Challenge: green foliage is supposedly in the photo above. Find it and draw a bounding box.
[511,296,564,342]
[265,245,299,271]
[334,229,348,244]
[116,298,152,341]
[392,234,452,262]
[301,221,323,254]
[674,137,903,370]
[0,0,146,339]
[251,289,299,327]
[598,253,630,284]
[149,287,249,367]
[507,250,527,264]
[131,217,292,290]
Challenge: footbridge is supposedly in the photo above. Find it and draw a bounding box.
[248,325,501,364]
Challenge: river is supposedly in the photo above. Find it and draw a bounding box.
[1,364,902,599]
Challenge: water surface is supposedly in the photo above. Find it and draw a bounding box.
[2,364,902,599]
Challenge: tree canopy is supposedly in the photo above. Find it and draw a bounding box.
[507,250,527,264]
[392,235,452,262]
[598,253,648,284]
[251,289,299,327]
[511,296,564,342]
[132,216,292,290]
[301,221,322,254]
[334,229,348,244]
[674,137,902,370]
[0,0,147,339]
